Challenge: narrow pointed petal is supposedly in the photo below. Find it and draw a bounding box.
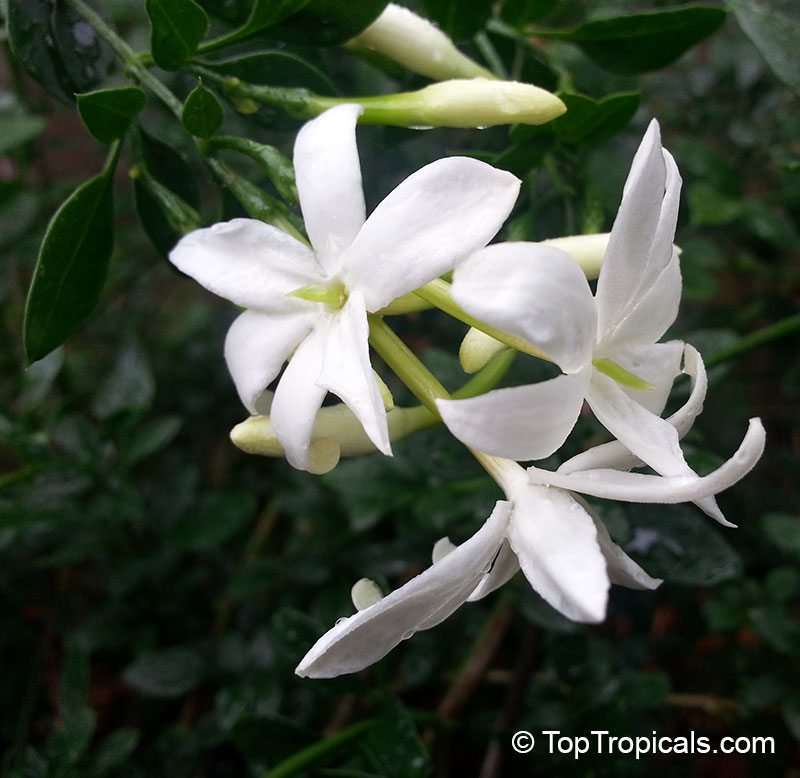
[293,104,366,267]
[316,291,391,456]
[559,344,706,474]
[345,157,520,311]
[581,500,662,590]
[437,371,589,461]
[527,418,766,508]
[467,540,520,601]
[295,501,511,678]
[451,243,596,372]
[224,309,315,413]
[170,218,319,310]
[595,121,682,339]
[270,325,329,471]
[508,485,609,622]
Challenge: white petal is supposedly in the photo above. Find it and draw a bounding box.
[467,540,519,601]
[599,252,682,351]
[224,309,315,413]
[436,371,590,461]
[316,290,391,456]
[559,343,706,474]
[527,418,766,507]
[582,500,662,590]
[608,339,684,415]
[595,121,682,338]
[293,104,366,268]
[169,218,319,310]
[508,484,608,622]
[270,325,329,471]
[587,370,689,477]
[295,500,511,678]
[344,157,520,311]
[450,243,597,372]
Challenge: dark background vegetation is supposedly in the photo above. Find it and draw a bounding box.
[1,1,798,776]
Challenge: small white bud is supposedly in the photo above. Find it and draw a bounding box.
[349,3,493,81]
[351,578,384,611]
[431,537,457,564]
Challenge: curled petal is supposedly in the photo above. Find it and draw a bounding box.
[509,484,609,622]
[451,243,597,372]
[316,291,391,456]
[270,325,329,471]
[295,501,511,678]
[345,157,520,311]
[437,371,589,461]
[293,104,366,269]
[224,309,315,413]
[527,418,766,507]
[169,218,319,310]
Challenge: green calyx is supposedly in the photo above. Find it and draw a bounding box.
[592,358,654,391]
[287,283,347,309]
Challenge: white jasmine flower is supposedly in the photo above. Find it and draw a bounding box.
[170,104,520,471]
[296,458,660,679]
[437,120,762,520]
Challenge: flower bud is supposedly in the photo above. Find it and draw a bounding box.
[398,79,566,128]
[348,3,493,81]
[541,233,611,280]
[351,578,384,610]
[459,327,508,375]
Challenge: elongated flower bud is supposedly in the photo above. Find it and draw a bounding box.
[348,3,493,81]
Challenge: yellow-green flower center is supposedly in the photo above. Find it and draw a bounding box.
[592,358,654,391]
[286,282,348,310]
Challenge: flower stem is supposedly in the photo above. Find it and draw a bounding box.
[367,317,520,488]
[415,278,550,362]
[367,316,451,416]
[705,312,800,368]
[68,0,184,119]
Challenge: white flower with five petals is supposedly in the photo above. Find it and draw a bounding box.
[436,120,759,523]
[170,104,520,471]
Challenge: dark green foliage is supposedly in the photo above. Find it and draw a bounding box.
[181,81,225,137]
[2,1,799,776]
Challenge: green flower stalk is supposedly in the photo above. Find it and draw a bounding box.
[346,3,494,81]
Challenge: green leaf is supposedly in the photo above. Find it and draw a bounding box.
[500,0,559,27]
[688,182,743,226]
[623,505,743,586]
[199,0,312,51]
[783,694,800,741]
[78,87,147,143]
[0,115,47,153]
[133,127,200,257]
[533,7,727,74]
[551,91,640,145]
[181,81,225,137]
[124,416,183,466]
[205,135,298,204]
[90,729,141,778]
[761,513,800,556]
[7,0,113,103]
[124,646,205,698]
[360,699,430,778]
[270,0,389,45]
[422,0,493,40]
[726,0,800,98]
[91,340,156,419]
[146,0,209,71]
[23,146,118,363]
